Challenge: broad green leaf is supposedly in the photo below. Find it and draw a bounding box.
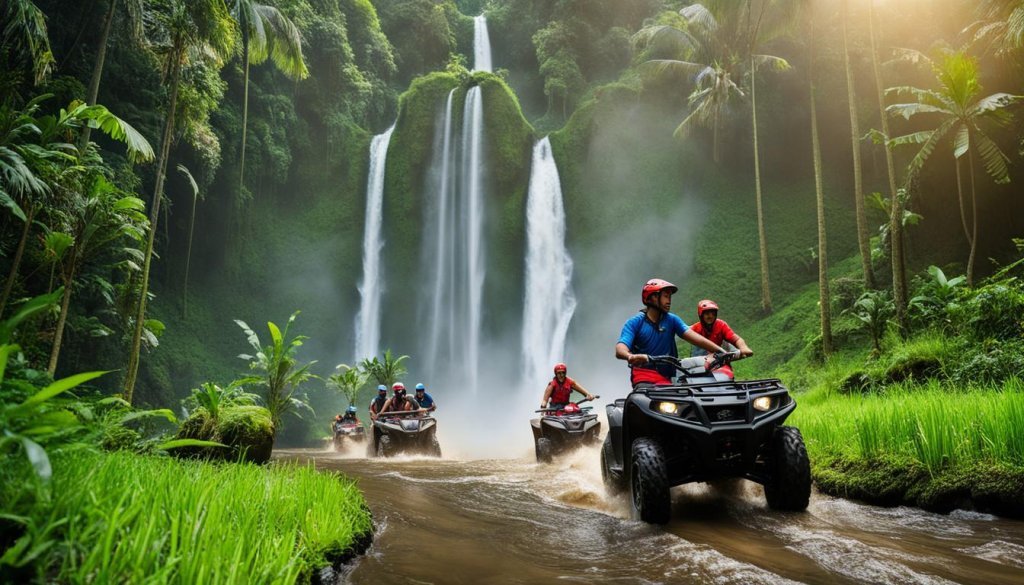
[10,371,108,414]
[19,436,52,480]
[0,290,63,345]
[157,439,227,450]
[119,408,176,424]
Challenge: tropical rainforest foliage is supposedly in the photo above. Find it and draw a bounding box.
[2,2,1024,573]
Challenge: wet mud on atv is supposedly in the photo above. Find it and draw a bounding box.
[601,353,811,524]
[369,411,442,458]
[530,396,600,463]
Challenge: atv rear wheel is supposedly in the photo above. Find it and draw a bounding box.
[536,437,553,463]
[601,434,625,494]
[630,438,670,524]
[764,426,811,511]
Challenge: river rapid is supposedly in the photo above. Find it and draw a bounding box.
[277,442,1024,585]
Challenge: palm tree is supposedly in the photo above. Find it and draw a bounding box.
[327,363,369,408]
[970,0,1024,53]
[231,0,308,201]
[48,174,148,375]
[123,0,235,403]
[176,163,200,318]
[887,50,1018,285]
[360,349,409,388]
[79,0,145,149]
[841,0,876,290]
[0,0,53,90]
[633,2,791,313]
[236,311,316,433]
[807,2,833,356]
[868,0,909,334]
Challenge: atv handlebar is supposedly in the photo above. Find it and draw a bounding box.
[535,395,600,414]
[647,351,741,372]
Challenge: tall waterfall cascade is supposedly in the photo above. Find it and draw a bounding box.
[421,15,491,389]
[473,15,492,73]
[521,137,576,384]
[353,125,394,361]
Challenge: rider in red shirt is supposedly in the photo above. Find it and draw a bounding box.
[540,363,595,410]
[689,299,754,361]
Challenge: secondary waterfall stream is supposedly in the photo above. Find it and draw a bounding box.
[521,137,576,386]
[353,125,394,362]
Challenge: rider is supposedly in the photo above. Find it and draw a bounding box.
[332,414,346,434]
[341,405,361,425]
[369,384,388,421]
[615,278,727,386]
[414,383,436,412]
[689,299,754,359]
[380,382,421,415]
[540,363,595,410]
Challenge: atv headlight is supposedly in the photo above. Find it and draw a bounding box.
[656,401,679,415]
[752,396,773,412]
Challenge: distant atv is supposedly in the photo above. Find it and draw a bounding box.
[369,410,441,458]
[601,352,810,524]
[332,421,366,451]
[530,396,600,463]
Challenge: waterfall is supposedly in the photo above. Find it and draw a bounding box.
[424,91,457,371]
[521,137,576,384]
[473,15,492,73]
[353,125,394,361]
[462,86,486,389]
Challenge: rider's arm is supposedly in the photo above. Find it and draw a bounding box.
[720,320,752,357]
[380,398,393,413]
[682,329,725,355]
[615,342,649,366]
[540,382,554,408]
[571,379,595,401]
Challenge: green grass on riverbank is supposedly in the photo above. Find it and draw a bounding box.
[0,451,372,584]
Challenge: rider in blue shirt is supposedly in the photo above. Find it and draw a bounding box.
[414,382,436,412]
[615,278,726,386]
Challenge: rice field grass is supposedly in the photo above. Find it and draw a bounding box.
[1,450,372,584]
[791,377,1024,474]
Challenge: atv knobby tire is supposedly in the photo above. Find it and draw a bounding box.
[601,434,625,494]
[630,438,670,524]
[764,426,811,511]
[377,434,393,458]
[536,437,553,463]
[429,436,442,458]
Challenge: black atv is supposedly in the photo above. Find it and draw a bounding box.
[530,396,601,463]
[369,410,442,458]
[601,352,811,524]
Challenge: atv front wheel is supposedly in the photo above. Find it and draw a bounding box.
[377,435,393,458]
[536,437,553,463]
[601,434,625,494]
[764,426,811,511]
[630,438,670,524]
[429,436,442,458]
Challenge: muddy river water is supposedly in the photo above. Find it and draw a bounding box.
[277,444,1024,585]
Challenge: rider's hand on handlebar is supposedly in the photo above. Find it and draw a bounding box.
[740,348,754,358]
[627,353,648,366]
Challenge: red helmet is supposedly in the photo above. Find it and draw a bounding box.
[392,382,405,394]
[697,299,719,318]
[553,363,567,374]
[642,278,678,305]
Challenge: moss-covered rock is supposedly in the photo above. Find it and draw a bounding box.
[176,405,275,464]
[813,454,1024,518]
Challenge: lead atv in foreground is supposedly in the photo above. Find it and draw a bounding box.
[530,396,601,463]
[369,410,441,458]
[601,352,810,524]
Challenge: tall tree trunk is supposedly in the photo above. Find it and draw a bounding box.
[869,0,908,335]
[124,40,183,404]
[810,10,833,357]
[47,256,78,375]
[0,205,36,318]
[967,147,978,286]
[954,156,972,245]
[182,187,197,318]
[842,0,875,290]
[79,0,118,150]
[751,61,772,312]
[239,34,250,201]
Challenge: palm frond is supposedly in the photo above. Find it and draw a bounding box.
[973,128,1012,184]
[751,54,790,72]
[953,124,970,159]
[886,102,950,120]
[681,4,719,33]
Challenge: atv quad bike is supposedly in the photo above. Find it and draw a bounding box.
[332,421,366,450]
[530,396,601,463]
[601,352,811,524]
[369,410,441,458]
